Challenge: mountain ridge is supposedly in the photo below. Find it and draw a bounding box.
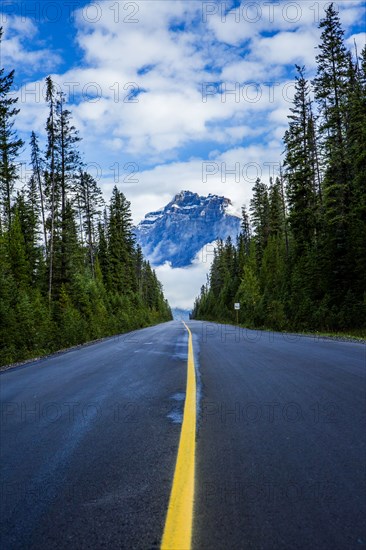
[135,190,241,268]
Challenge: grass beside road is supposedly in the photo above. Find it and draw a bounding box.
[296,329,366,342]
[195,317,366,343]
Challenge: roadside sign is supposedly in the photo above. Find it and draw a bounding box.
[234,303,240,310]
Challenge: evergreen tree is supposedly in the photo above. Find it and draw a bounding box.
[108,186,136,294]
[0,28,24,229]
[55,92,82,288]
[8,208,29,289]
[14,189,41,285]
[97,215,109,286]
[312,4,351,301]
[268,177,285,237]
[135,244,144,296]
[343,47,366,323]
[76,171,104,276]
[284,65,318,248]
[313,3,349,165]
[0,69,172,366]
[30,131,47,252]
[250,178,270,263]
[45,76,58,303]
[192,6,365,334]
[236,240,260,325]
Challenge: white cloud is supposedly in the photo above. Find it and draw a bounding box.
[206,1,365,46]
[12,0,362,164]
[251,29,320,68]
[4,0,364,308]
[0,16,61,72]
[346,32,366,54]
[119,140,283,223]
[155,244,215,310]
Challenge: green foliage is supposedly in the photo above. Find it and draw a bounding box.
[236,241,260,324]
[192,4,366,333]
[284,65,319,249]
[0,56,172,366]
[0,27,24,230]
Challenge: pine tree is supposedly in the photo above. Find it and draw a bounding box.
[14,189,41,285]
[8,208,29,289]
[239,205,251,251]
[192,6,365,333]
[76,171,104,276]
[250,177,270,263]
[30,131,47,252]
[0,28,24,229]
[0,228,17,363]
[313,3,349,167]
[312,4,351,302]
[108,186,136,294]
[279,165,289,256]
[135,244,144,296]
[60,199,82,287]
[268,177,285,237]
[0,65,172,365]
[284,65,318,248]
[343,47,366,323]
[208,240,225,299]
[236,240,260,325]
[45,76,58,303]
[97,215,109,286]
[44,80,83,298]
[54,92,82,287]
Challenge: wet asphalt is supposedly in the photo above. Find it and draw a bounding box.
[1,320,365,549]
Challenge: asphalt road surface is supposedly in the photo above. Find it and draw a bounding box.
[1,320,365,549]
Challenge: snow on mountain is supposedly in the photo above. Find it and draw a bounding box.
[135,190,241,268]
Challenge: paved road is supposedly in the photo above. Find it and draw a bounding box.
[1,321,365,549]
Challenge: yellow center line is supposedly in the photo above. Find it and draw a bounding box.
[161,321,197,550]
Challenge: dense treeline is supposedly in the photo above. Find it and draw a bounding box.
[0,29,171,366]
[192,5,366,333]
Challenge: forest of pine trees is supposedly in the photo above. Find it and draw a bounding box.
[192,5,366,334]
[0,28,171,367]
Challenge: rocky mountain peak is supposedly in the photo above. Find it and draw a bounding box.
[135,190,241,268]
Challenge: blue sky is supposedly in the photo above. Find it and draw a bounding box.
[1,0,365,307]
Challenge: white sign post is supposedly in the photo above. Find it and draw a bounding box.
[234,303,240,324]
